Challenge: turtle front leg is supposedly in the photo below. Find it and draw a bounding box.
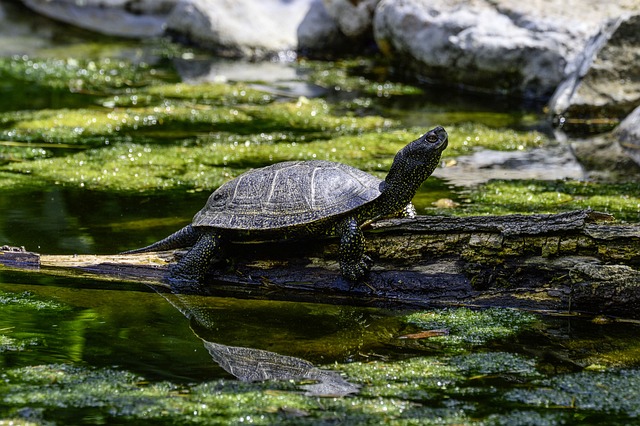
[170,231,223,284]
[337,217,372,281]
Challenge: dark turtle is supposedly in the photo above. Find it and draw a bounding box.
[123,126,448,282]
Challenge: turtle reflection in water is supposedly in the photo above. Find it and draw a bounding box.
[163,293,359,397]
[124,126,448,282]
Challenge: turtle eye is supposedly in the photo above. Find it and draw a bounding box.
[426,133,439,143]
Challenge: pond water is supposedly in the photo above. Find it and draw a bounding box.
[1,2,639,424]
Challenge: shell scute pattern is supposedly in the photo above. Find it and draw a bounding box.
[192,160,383,230]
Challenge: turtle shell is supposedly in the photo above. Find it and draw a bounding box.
[192,160,383,230]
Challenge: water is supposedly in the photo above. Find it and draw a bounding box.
[1,3,639,424]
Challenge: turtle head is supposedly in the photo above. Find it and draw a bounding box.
[384,126,448,191]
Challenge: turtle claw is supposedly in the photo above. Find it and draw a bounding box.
[167,264,202,290]
[341,255,373,282]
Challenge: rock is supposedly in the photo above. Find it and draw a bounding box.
[435,146,584,186]
[549,13,640,135]
[614,105,640,166]
[166,0,314,59]
[571,105,640,178]
[297,0,349,57]
[20,0,176,38]
[372,0,638,99]
[322,0,380,38]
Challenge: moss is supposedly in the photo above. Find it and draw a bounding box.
[0,290,70,311]
[467,180,640,221]
[145,82,274,106]
[0,119,552,194]
[450,352,540,377]
[0,56,167,94]
[301,58,424,97]
[0,363,475,425]
[445,123,549,156]
[503,369,640,419]
[404,308,538,350]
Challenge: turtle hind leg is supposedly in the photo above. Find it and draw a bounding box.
[169,231,223,285]
[337,217,372,281]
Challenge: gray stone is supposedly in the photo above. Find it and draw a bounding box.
[166,0,314,59]
[571,105,640,178]
[435,146,584,186]
[297,0,348,56]
[21,0,176,38]
[372,0,638,99]
[614,105,640,166]
[549,13,640,134]
[322,0,380,38]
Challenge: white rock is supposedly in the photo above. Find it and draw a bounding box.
[373,0,638,98]
[166,0,315,59]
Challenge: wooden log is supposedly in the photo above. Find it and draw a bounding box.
[1,210,639,318]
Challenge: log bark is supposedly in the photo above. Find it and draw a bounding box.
[1,210,639,318]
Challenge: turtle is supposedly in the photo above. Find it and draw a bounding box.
[123,126,448,282]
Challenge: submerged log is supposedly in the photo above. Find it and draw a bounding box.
[1,210,639,318]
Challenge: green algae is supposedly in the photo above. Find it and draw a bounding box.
[503,369,640,419]
[467,180,640,221]
[145,82,274,106]
[0,53,554,196]
[0,112,548,194]
[0,56,169,95]
[404,308,539,350]
[301,58,424,97]
[8,355,636,425]
[0,290,70,312]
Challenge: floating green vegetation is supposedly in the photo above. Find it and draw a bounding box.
[0,290,95,365]
[405,308,539,350]
[0,115,551,194]
[145,82,274,105]
[0,363,467,424]
[7,357,636,424]
[504,369,640,419]
[446,123,548,155]
[467,180,640,221]
[0,56,170,95]
[301,58,424,97]
[0,335,24,353]
[0,96,389,145]
[0,290,70,312]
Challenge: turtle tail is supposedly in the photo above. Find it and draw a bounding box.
[121,224,200,254]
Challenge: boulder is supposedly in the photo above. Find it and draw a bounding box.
[615,105,640,167]
[166,0,314,59]
[297,0,349,57]
[21,0,176,38]
[548,13,640,135]
[322,0,380,38]
[372,0,637,99]
[571,105,640,178]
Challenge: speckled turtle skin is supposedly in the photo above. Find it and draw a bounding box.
[123,126,448,282]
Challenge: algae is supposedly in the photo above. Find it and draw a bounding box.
[467,180,640,221]
[404,308,539,350]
